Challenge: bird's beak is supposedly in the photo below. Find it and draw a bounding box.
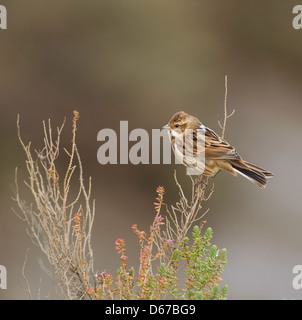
[162,124,170,130]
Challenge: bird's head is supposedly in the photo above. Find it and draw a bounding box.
[163,111,201,133]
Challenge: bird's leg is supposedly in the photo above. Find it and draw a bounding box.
[194,175,208,187]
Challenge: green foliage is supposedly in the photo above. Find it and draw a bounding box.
[88,191,228,300]
[180,226,227,300]
[88,187,228,300]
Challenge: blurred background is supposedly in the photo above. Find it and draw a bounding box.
[1,0,302,299]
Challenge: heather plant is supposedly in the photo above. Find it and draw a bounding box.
[88,186,228,300]
[13,78,231,300]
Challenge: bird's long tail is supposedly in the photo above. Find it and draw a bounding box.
[230,160,273,188]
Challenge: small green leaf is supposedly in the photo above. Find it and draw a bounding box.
[172,249,181,262]
[210,245,217,258]
[221,285,228,297]
[193,225,200,237]
[205,227,213,239]
[196,291,203,300]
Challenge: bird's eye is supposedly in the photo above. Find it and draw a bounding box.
[175,124,179,128]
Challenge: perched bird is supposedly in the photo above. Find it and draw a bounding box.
[163,111,273,188]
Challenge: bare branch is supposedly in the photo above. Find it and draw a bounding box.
[13,111,95,300]
[218,75,235,139]
[22,248,33,300]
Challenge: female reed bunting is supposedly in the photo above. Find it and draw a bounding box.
[163,111,273,188]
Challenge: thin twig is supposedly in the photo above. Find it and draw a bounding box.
[218,75,235,138]
[13,111,94,300]
[22,248,33,300]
